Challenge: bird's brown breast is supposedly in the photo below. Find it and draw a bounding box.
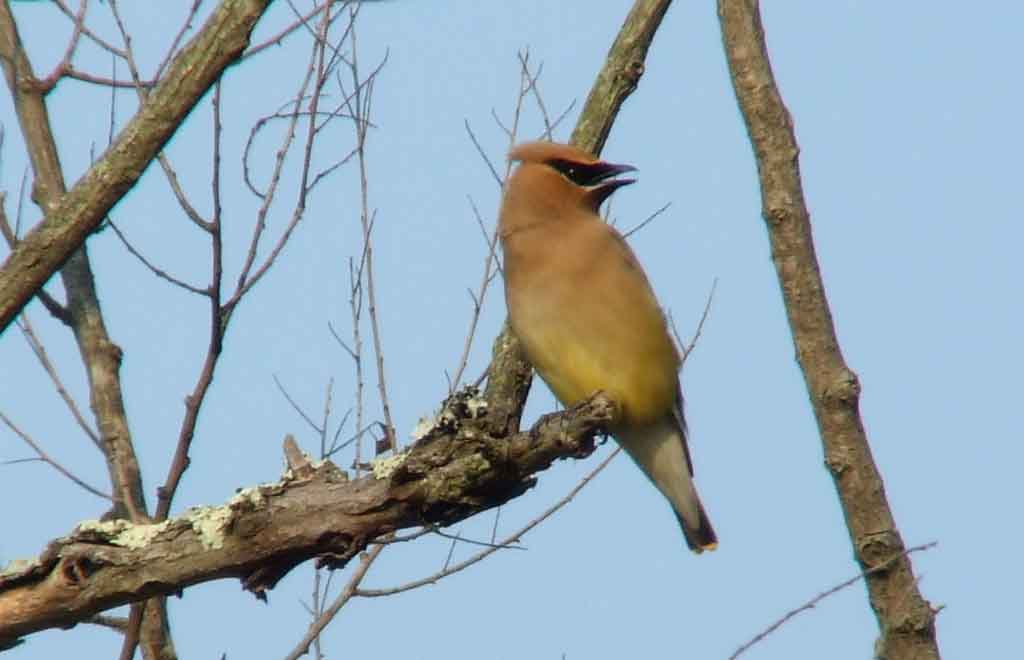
[504,218,680,426]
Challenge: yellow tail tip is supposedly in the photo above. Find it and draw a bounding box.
[695,542,718,554]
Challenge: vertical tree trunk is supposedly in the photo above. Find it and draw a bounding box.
[717,2,941,658]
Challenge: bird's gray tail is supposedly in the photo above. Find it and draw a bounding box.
[616,416,717,553]
[676,494,717,554]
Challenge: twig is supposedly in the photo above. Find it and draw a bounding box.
[431,528,526,552]
[244,1,327,60]
[274,375,324,435]
[357,447,622,598]
[669,277,718,369]
[153,0,204,81]
[464,120,503,187]
[343,15,396,450]
[52,0,127,59]
[16,316,101,449]
[0,410,110,500]
[284,544,386,660]
[729,542,939,660]
[450,52,541,390]
[622,201,671,238]
[38,0,88,93]
[106,220,207,295]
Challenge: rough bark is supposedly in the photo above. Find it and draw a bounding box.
[0,390,615,644]
[716,2,941,658]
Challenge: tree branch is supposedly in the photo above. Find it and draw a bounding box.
[0,389,616,644]
[716,2,941,658]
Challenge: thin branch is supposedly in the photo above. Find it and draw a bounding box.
[464,120,503,187]
[106,220,208,295]
[344,16,396,450]
[622,200,671,238]
[38,0,88,93]
[154,0,204,81]
[284,543,385,660]
[450,52,540,391]
[669,277,717,369]
[52,0,127,59]
[431,528,526,552]
[244,1,327,60]
[274,375,324,435]
[448,195,502,391]
[63,67,155,89]
[730,542,939,660]
[357,447,621,598]
[0,410,110,500]
[17,316,101,449]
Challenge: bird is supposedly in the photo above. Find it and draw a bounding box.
[498,140,717,553]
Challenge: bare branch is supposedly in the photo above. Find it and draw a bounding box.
[622,200,671,238]
[154,0,204,81]
[344,17,396,450]
[464,120,503,187]
[284,544,385,660]
[730,542,939,660]
[718,2,940,656]
[669,277,717,369]
[357,446,621,598]
[106,220,208,295]
[38,0,88,93]
[155,83,230,522]
[0,391,618,642]
[52,0,127,59]
[0,410,110,500]
[274,375,324,436]
[17,316,101,448]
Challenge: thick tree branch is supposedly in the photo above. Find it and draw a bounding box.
[716,2,941,658]
[483,0,673,427]
[0,390,616,644]
[0,0,273,332]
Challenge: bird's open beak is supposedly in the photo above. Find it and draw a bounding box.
[587,161,637,187]
[586,161,637,206]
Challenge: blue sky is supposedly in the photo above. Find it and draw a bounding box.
[1,2,1019,658]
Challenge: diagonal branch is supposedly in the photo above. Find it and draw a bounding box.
[716,2,941,658]
[0,390,616,644]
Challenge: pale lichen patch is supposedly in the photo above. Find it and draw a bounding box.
[185,505,233,550]
[229,486,266,509]
[76,519,171,549]
[371,451,408,480]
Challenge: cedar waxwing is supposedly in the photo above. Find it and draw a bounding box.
[498,141,717,553]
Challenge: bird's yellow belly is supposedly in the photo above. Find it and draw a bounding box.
[515,316,678,426]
